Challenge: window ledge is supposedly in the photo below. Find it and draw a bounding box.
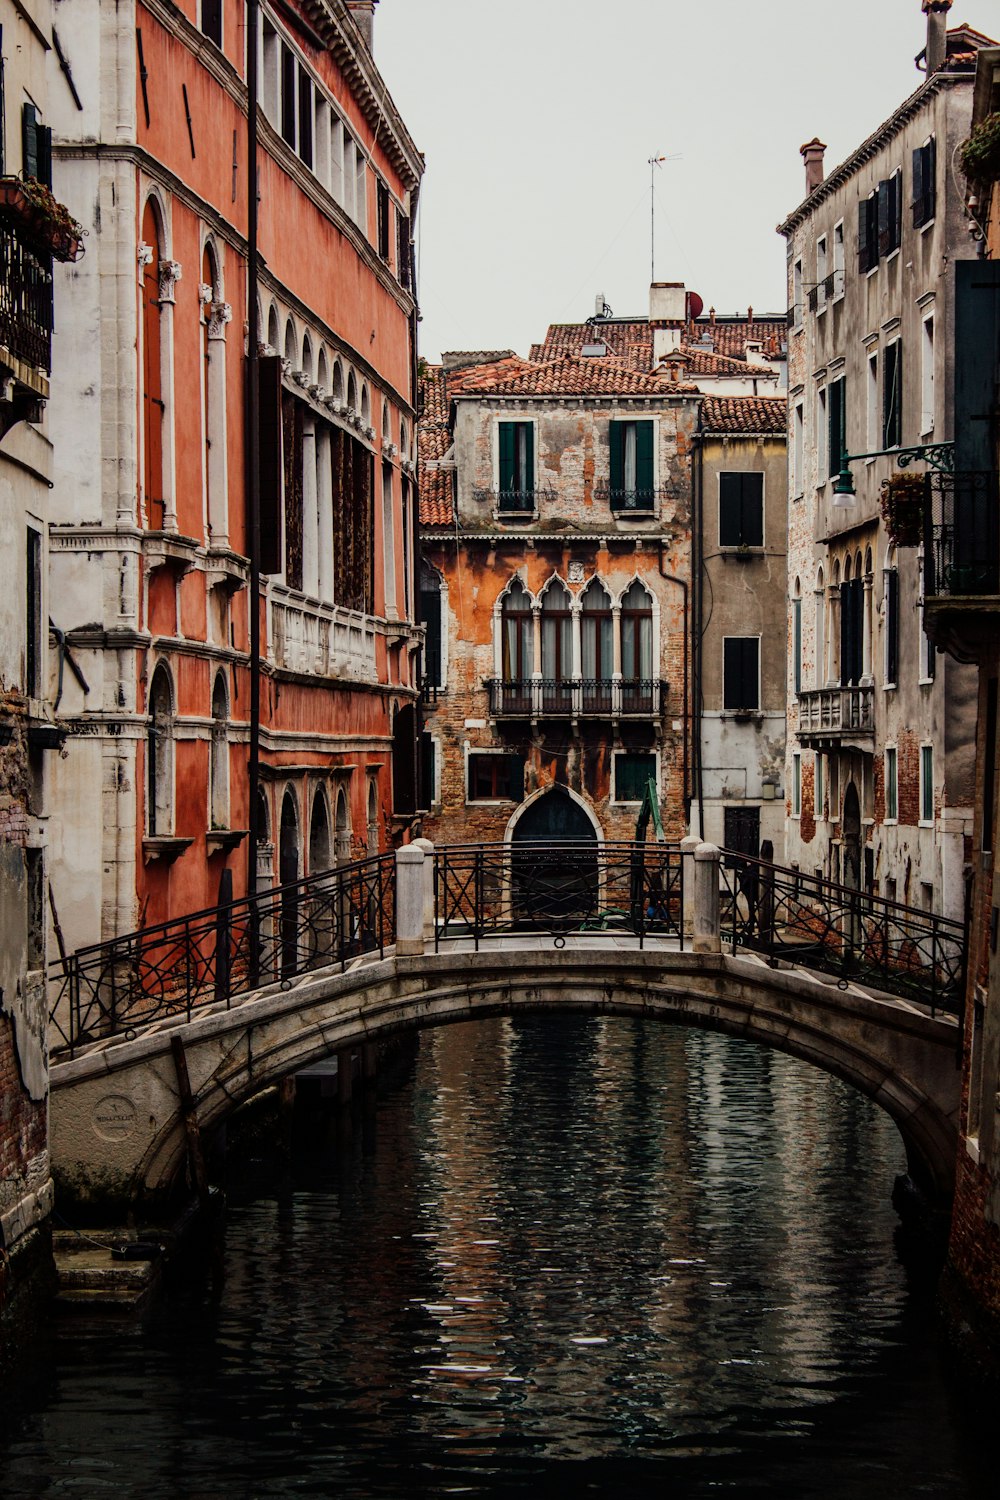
[720,547,763,561]
[724,709,763,722]
[143,835,194,865]
[206,829,248,854]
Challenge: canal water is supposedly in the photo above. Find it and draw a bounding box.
[1,1017,993,1498]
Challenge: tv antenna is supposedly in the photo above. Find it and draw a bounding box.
[649,151,681,282]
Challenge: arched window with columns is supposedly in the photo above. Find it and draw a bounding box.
[620,580,653,712]
[814,565,825,688]
[540,578,572,712]
[147,663,175,835]
[500,580,533,714]
[210,672,229,831]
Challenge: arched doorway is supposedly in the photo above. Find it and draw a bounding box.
[510,789,598,922]
[309,787,332,875]
[280,790,300,975]
[842,780,862,954]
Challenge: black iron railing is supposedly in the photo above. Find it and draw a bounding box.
[718,851,965,1015]
[924,470,1000,598]
[48,853,396,1056]
[434,840,683,949]
[0,223,52,372]
[473,487,540,515]
[597,487,666,514]
[486,678,663,717]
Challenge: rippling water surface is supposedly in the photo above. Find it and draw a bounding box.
[1,1018,992,1497]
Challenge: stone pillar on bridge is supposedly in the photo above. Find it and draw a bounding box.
[692,843,721,955]
[680,833,701,938]
[396,845,426,956]
[411,837,436,941]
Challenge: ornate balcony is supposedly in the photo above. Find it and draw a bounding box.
[923,470,1000,664]
[486,678,664,719]
[796,684,874,748]
[595,486,666,515]
[269,588,377,683]
[0,221,52,432]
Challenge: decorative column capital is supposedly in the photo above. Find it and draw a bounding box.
[207,301,232,339]
[158,259,183,303]
[137,240,154,268]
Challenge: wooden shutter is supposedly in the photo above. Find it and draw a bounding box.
[377,180,390,260]
[504,753,526,802]
[883,342,901,448]
[877,179,890,258]
[886,570,899,684]
[397,212,411,291]
[635,421,654,496]
[297,69,313,168]
[828,379,845,477]
[858,200,870,274]
[392,704,417,816]
[419,732,435,811]
[499,422,515,492]
[258,356,283,574]
[793,599,802,694]
[609,420,624,492]
[742,473,763,545]
[280,45,296,146]
[719,473,742,546]
[520,422,534,494]
[955,261,1000,473]
[724,638,758,710]
[22,103,38,178]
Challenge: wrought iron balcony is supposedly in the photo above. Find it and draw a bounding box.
[922,471,1000,660]
[596,486,665,515]
[486,678,663,718]
[796,684,874,745]
[0,221,52,375]
[473,487,540,515]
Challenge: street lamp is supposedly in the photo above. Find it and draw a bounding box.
[832,441,955,504]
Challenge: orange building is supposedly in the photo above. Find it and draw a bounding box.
[44,0,423,953]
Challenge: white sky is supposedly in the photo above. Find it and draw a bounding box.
[373,0,980,362]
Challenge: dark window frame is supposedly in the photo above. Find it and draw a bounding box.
[613,751,657,804]
[723,636,760,712]
[912,137,936,229]
[719,471,764,549]
[468,752,525,803]
[201,0,223,48]
[883,338,902,449]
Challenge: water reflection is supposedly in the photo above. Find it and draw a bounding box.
[0,1018,991,1498]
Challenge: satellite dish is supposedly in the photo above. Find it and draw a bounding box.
[687,291,704,321]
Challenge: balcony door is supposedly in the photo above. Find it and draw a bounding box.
[501,581,533,713]
[540,579,572,713]
[581,579,613,712]
[620,580,653,712]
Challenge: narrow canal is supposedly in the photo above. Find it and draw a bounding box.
[1,1018,992,1497]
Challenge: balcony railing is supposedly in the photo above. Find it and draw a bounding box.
[269,587,377,682]
[923,470,1000,599]
[796,684,874,740]
[486,678,663,718]
[0,223,52,373]
[596,486,666,515]
[473,487,548,515]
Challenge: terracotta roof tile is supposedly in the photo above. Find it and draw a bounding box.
[532,318,787,369]
[700,396,788,435]
[417,365,455,527]
[454,354,699,398]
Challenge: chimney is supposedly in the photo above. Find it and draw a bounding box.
[800,138,827,195]
[922,0,952,74]
[649,282,686,365]
[346,0,377,50]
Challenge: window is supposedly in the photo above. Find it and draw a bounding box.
[792,589,802,695]
[609,420,655,510]
[210,673,229,831]
[468,753,524,803]
[381,461,395,615]
[147,664,174,836]
[884,562,899,687]
[21,103,51,187]
[621,580,653,691]
[833,221,845,299]
[355,148,367,233]
[0,26,5,176]
[859,191,879,273]
[791,752,801,816]
[827,375,845,479]
[419,561,444,689]
[280,44,296,147]
[419,732,436,812]
[614,752,657,803]
[723,637,760,712]
[839,573,864,686]
[376,178,391,261]
[25,846,44,970]
[814,570,826,688]
[816,235,828,310]
[501,581,533,699]
[498,421,534,510]
[580,579,613,709]
[918,562,936,682]
[885,746,898,821]
[920,315,935,435]
[201,0,222,48]
[920,744,934,824]
[793,402,804,497]
[540,579,572,711]
[817,387,828,480]
[792,259,803,325]
[396,210,411,291]
[815,753,825,818]
[719,472,764,548]
[912,137,936,228]
[25,526,41,699]
[297,67,313,169]
[866,350,879,452]
[883,339,902,449]
[879,170,902,258]
[725,805,760,857]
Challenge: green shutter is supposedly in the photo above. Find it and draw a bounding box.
[521,422,534,495]
[22,103,38,179]
[741,473,764,547]
[719,473,741,546]
[499,422,515,492]
[609,420,623,493]
[635,421,654,497]
[955,262,1000,472]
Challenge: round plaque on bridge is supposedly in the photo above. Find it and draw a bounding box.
[92,1095,138,1141]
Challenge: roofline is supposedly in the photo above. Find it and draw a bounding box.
[776,68,973,237]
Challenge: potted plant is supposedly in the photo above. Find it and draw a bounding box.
[0,175,85,261]
[879,472,925,547]
[961,112,1000,184]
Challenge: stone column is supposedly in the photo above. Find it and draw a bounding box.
[396,845,425,956]
[302,418,319,597]
[316,426,334,602]
[692,843,721,955]
[206,301,231,548]
[680,832,701,939]
[861,572,874,683]
[411,837,436,941]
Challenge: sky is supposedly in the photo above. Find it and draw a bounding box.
[371,0,978,362]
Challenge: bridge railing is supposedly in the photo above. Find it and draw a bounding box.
[718,850,965,1016]
[48,852,396,1057]
[433,840,684,949]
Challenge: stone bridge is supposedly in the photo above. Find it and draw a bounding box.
[50,931,961,1218]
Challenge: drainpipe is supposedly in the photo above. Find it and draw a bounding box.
[658,549,689,823]
[246,0,261,898]
[692,429,705,838]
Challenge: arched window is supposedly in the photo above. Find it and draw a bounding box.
[266,303,280,352]
[360,383,371,429]
[500,581,533,714]
[400,418,409,459]
[147,663,174,835]
[620,581,653,711]
[581,578,613,712]
[540,578,572,712]
[279,789,300,975]
[814,566,825,688]
[884,545,899,688]
[367,779,379,856]
[332,361,344,407]
[347,370,357,415]
[317,347,328,393]
[141,199,165,529]
[301,333,313,383]
[792,577,802,696]
[309,786,332,874]
[382,401,392,444]
[210,672,229,831]
[284,317,296,365]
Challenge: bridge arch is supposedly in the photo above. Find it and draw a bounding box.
[50,949,958,1220]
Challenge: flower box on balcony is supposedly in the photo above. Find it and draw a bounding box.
[0,176,85,262]
[961,113,1000,185]
[879,473,924,547]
